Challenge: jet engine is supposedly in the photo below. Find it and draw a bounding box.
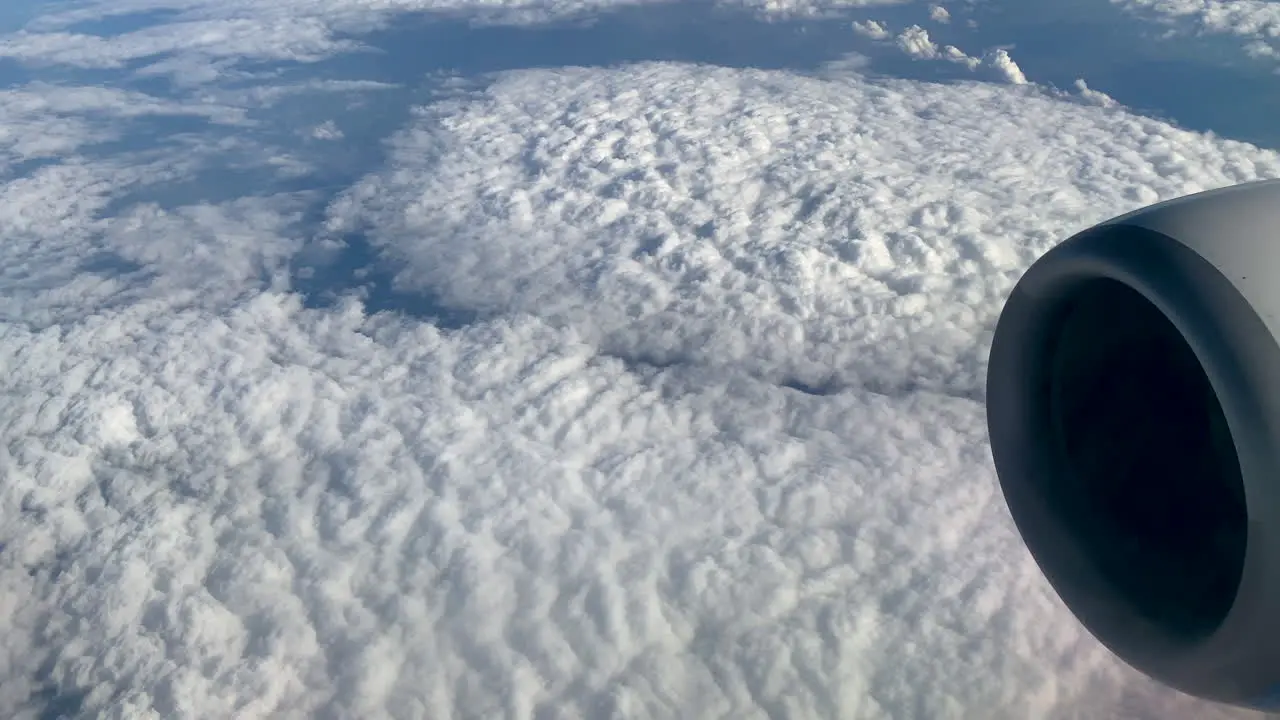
[986,179,1280,710]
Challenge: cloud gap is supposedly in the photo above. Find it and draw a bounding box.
[291,231,480,328]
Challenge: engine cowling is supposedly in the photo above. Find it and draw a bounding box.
[986,179,1280,710]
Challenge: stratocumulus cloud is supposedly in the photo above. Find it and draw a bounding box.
[1,2,1278,720]
[326,63,1266,401]
[0,0,916,83]
[2,50,1278,719]
[1115,0,1280,63]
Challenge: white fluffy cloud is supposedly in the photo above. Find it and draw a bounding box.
[0,75,393,334]
[0,0,916,81]
[1,3,1278,720]
[1115,0,1280,62]
[852,21,1033,83]
[328,63,1263,400]
[0,81,303,330]
[0,83,245,163]
[852,19,892,39]
[1117,0,1280,37]
[27,0,909,25]
[0,18,357,69]
[5,55,1276,718]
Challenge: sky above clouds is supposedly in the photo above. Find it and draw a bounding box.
[2,0,1279,719]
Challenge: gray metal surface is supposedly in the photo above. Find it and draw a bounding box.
[986,180,1280,710]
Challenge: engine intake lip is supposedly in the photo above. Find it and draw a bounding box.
[986,223,1280,706]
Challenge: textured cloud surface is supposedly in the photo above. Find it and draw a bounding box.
[1,2,1279,720]
[0,0,912,81]
[329,63,1272,400]
[1115,0,1280,62]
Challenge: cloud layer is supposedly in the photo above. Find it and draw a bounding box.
[0,0,915,85]
[328,62,1273,401]
[1,2,1278,720]
[1116,0,1280,63]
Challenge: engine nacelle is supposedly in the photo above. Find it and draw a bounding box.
[986,179,1280,710]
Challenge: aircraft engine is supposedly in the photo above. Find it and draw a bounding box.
[987,179,1280,710]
